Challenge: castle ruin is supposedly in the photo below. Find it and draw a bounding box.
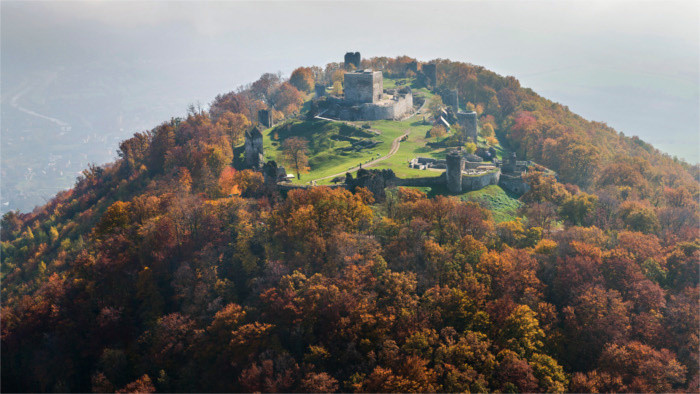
[321,68,414,121]
[244,126,264,169]
[422,63,438,87]
[498,152,531,194]
[344,70,383,104]
[445,89,459,112]
[445,149,500,193]
[258,109,273,128]
[456,111,478,144]
[344,52,361,69]
[314,83,327,97]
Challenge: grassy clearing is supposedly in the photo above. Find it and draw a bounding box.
[459,185,523,222]
[263,119,394,184]
[394,184,521,222]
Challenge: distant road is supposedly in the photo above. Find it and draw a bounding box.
[9,81,71,128]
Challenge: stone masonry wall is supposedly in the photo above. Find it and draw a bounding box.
[344,71,382,104]
[461,169,501,191]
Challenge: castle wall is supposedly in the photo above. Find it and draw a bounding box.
[499,174,530,195]
[340,92,413,121]
[461,169,501,191]
[344,71,382,104]
[392,93,413,119]
[464,160,485,170]
[398,174,445,187]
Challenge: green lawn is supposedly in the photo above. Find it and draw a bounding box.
[459,185,523,222]
[362,118,444,178]
[395,184,521,222]
[263,119,395,184]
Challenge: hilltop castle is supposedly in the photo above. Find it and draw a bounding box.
[320,52,414,121]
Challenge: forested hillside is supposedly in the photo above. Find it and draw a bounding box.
[2,56,698,393]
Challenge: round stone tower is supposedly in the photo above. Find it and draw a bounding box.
[446,151,464,194]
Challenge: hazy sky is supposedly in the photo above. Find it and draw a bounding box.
[2,0,699,162]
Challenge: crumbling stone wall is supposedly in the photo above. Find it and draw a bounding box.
[499,174,530,195]
[462,170,500,191]
[345,168,398,201]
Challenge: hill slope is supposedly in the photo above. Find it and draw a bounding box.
[2,56,698,393]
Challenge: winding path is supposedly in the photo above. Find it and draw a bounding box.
[310,130,410,183]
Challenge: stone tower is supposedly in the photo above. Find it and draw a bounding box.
[446,150,464,193]
[258,109,273,128]
[446,88,459,112]
[244,126,264,169]
[344,70,383,104]
[314,83,326,97]
[422,63,437,87]
[457,111,478,144]
[344,52,361,69]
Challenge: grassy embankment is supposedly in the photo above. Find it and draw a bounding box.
[402,184,522,223]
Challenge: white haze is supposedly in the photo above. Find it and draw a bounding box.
[1,0,698,212]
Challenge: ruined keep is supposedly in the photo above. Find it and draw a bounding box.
[444,149,501,194]
[445,89,459,112]
[320,70,412,121]
[457,111,478,143]
[344,52,361,69]
[422,63,437,87]
[498,152,531,195]
[244,126,264,169]
[314,83,326,97]
[344,70,383,104]
[405,61,418,74]
[258,109,273,128]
